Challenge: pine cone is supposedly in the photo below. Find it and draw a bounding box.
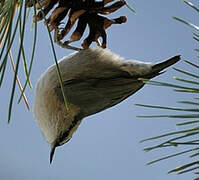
[26,0,127,50]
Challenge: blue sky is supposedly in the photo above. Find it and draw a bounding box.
[0,0,199,179]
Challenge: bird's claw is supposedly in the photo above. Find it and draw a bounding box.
[54,29,82,51]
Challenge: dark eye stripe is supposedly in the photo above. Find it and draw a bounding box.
[59,115,82,145]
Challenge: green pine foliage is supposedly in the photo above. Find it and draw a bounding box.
[0,0,69,123]
[137,0,199,176]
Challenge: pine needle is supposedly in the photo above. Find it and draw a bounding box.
[8,51,30,110]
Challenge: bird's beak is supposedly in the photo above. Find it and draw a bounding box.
[50,142,57,164]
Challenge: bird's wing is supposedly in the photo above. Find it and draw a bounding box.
[54,76,144,118]
[54,55,180,118]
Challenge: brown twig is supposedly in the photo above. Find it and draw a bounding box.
[8,51,30,111]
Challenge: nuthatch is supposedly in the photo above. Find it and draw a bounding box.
[33,48,180,163]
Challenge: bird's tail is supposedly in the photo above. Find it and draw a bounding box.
[145,55,181,78]
[152,55,181,72]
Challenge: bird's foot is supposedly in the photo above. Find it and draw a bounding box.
[54,29,82,51]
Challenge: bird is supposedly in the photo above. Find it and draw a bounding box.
[33,48,180,163]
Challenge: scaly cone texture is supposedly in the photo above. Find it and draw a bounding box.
[26,0,127,50]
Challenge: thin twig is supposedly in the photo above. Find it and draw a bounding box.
[8,51,30,110]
